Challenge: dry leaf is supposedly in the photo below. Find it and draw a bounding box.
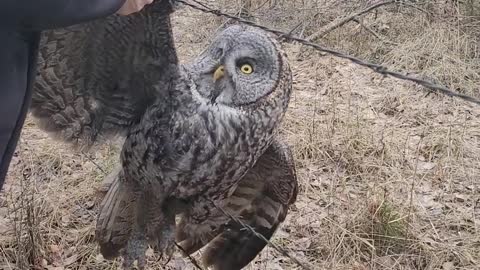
[49,244,62,266]
[417,161,436,173]
[454,194,467,203]
[61,215,70,225]
[46,266,64,270]
[95,254,104,263]
[442,261,455,270]
[145,247,155,258]
[64,254,78,266]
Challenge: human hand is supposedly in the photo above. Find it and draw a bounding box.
[116,0,155,15]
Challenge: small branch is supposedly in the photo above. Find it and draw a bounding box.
[306,0,397,41]
[352,18,398,46]
[398,1,432,17]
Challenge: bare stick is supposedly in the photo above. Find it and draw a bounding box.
[306,0,396,41]
[352,17,399,45]
[178,0,480,106]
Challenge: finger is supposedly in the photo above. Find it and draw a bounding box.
[135,0,152,11]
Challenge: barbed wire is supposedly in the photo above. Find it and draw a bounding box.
[86,159,206,269]
[175,0,480,106]
[86,2,480,269]
[208,199,315,270]
[174,243,205,270]
[88,156,312,270]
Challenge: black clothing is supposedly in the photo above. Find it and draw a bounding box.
[0,0,126,190]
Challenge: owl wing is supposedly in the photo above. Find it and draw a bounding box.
[95,166,137,259]
[176,138,298,270]
[96,138,298,266]
[31,1,178,148]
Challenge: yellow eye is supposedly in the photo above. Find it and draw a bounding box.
[240,64,253,74]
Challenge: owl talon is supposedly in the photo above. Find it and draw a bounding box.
[161,252,174,267]
[121,231,148,270]
[151,223,175,264]
[144,203,176,264]
[160,238,175,264]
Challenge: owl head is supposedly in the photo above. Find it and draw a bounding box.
[189,25,291,107]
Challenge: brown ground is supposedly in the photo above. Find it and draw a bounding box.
[1,1,479,270]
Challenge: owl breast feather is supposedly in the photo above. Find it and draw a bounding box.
[122,85,280,199]
[165,104,263,199]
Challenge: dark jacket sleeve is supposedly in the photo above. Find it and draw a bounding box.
[0,0,126,30]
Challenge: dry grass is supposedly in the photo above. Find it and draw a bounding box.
[1,1,479,269]
[215,0,480,97]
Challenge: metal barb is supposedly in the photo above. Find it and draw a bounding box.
[175,0,480,106]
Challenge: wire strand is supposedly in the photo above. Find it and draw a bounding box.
[208,199,314,270]
[175,0,480,106]
[175,243,205,270]
[90,2,480,269]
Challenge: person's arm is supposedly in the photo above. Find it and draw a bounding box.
[0,0,150,30]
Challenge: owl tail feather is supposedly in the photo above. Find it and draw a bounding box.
[95,170,134,259]
[202,197,288,270]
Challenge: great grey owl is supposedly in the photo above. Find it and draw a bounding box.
[31,1,297,269]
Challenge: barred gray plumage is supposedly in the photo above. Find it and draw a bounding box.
[31,1,297,269]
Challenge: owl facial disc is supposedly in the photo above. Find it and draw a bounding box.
[190,25,282,107]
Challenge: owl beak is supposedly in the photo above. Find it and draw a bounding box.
[210,65,226,104]
[213,65,225,82]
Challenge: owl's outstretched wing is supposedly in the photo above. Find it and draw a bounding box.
[176,138,298,270]
[31,1,178,148]
[95,166,136,259]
